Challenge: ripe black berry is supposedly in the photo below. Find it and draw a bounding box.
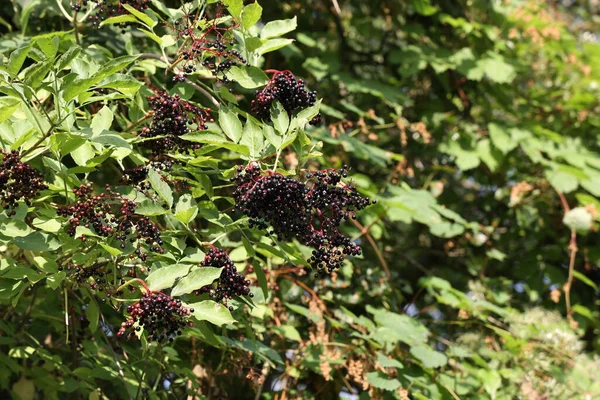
[117,292,191,342]
[139,90,212,155]
[194,247,252,305]
[72,0,151,30]
[0,150,47,213]
[58,183,162,258]
[251,71,322,125]
[233,164,373,274]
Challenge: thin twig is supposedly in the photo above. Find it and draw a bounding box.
[556,191,577,325]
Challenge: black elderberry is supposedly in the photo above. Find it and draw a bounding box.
[194,248,251,305]
[58,183,163,259]
[251,71,322,126]
[117,292,191,342]
[0,150,47,213]
[72,0,150,29]
[233,165,373,274]
[139,90,212,155]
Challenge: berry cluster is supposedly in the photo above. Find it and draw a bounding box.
[0,150,47,214]
[251,71,322,125]
[123,160,175,189]
[58,263,124,297]
[139,90,212,155]
[71,0,150,31]
[233,165,373,274]
[58,183,162,260]
[195,248,252,308]
[171,11,246,82]
[117,292,192,342]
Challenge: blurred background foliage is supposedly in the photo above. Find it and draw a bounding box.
[1,0,600,399]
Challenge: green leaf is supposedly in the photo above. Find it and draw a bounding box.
[135,201,167,216]
[91,106,114,136]
[174,194,198,224]
[224,66,269,89]
[240,118,264,159]
[13,232,61,251]
[222,0,243,19]
[272,325,301,341]
[241,2,262,29]
[9,45,31,75]
[413,0,438,16]
[547,170,578,193]
[171,267,223,296]
[257,38,294,56]
[270,101,289,134]
[100,15,138,27]
[0,98,21,124]
[147,264,192,291]
[371,309,429,345]
[147,169,173,208]
[189,300,236,326]
[376,353,404,369]
[86,301,99,333]
[0,220,32,238]
[122,4,156,27]
[263,124,281,148]
[218,107,243,143]
[488,123,517,154]
[261,17,297,39]
[410,345,448,369]
[366,371,402,391]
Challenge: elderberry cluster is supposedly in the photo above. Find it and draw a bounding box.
[58,183,162,260]
[233,165,374,274]
[58,263,124,298]
[140,90,212,155]
[171,14,246,82]
[123,160,175,189]
[71,0,150,31]
[117,292,192,342]
[251,71,322,125]
[0,150,47,214]
[195,248,252,308]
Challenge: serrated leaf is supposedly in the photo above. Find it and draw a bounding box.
[91,106,114,136]
[174,194,198,224]
[147,264,192,291]
[547,170,578,193]
[100,15,138,27]
[171,267,223,296]
[189,300,236,326]
[261,17,297,39]
[147,169,173,208]
[488,123,516,154]
[0,98,21,124]
[13,232,61,251]
[410,345,448,369]
[122,4,156,27]
[366,371,402,391]
[257,38,294,56]
[240,118,264,159]
[218,107,243,143]
[270,101,289,134]
[224,65,269,89]
[376,353,404,369]
[86,301,99,333]
[262,124,280,148]
[135,201,167,216]
[241,2,262,29]
[99,243,122,256]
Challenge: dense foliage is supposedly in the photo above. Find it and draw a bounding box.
[0,0,599,399]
